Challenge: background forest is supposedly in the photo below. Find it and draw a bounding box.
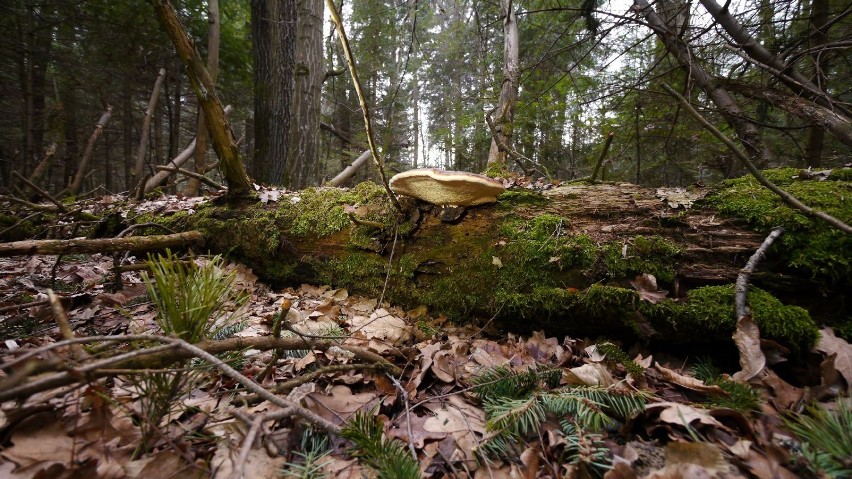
[0,0,850,196]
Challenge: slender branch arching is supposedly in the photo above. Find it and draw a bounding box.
[324,0,402,213]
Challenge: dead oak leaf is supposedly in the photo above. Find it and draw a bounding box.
[815,327,852,394]
[655,363,728,396]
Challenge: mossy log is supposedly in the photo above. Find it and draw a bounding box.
[126,171,851,351]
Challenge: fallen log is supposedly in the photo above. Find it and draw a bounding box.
[126,174,849,350]
[0,231,204,256]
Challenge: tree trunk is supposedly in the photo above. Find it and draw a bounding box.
[169,59,183,161]
[67,106,113,196]
[151,0,253,199]
[285,0,323,189]
[487,0,520,166]
[185,0,220,196]
[805,0,829,167]
[250,0,297,186]
[634,0,774,166]
[132,68,166,184]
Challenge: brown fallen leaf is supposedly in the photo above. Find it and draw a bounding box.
[655,363,728,396]
[815,327,852,394]
[630,273,669,303]
[732,315,766,382]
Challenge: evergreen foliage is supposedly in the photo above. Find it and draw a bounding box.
[143,250,248,343]
[340,411,420,479]
[691,358,762,412]
[472,366,646,462]
[783,402,852,478]
[595,341,644,378]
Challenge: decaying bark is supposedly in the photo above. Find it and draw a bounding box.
[0,231,203,256]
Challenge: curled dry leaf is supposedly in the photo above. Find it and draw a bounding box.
[563,363,614,387]
[655,362,728,396]
[815,327,852,394]
[732,315,766,382]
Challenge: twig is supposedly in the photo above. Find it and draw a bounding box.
[155,166,225,190]
[0,335,399,401]
[388,373,418,460]
[735,227,785,320]
[731,227,783,382]
[230,412,263,479]
[0,299,49,314]
[590,132,615,183]
[47,290,89,360]
[325,0,402,213]
[11,171,67,212]
[662,83,851,234]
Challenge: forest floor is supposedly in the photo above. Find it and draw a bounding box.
[0,231,850,478]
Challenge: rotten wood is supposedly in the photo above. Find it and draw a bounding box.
[0,231,204,257]
[67,105,113,196]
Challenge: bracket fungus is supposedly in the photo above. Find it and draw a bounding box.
[389,168,506,206]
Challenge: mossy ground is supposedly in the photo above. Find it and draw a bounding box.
[703,168,851,288]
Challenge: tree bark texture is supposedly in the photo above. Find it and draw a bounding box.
[250,0,296,186]
[804,0,830,167]
[285,0,323,189]
[487,0,520,166]
[151,0,252,198]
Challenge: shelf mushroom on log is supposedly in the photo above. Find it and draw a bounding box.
[389,168,506,206]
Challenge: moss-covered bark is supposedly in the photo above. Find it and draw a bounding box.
[120,170,852,350]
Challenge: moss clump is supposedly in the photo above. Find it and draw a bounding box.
[497,189,548,208]
[483,162,513,179]
[704,168,851,287]
[600,235,682,283]
[287,181,387,238]
[673,285,818,350]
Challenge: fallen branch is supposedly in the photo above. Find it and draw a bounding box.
[155,165,225,191]
[68,105,113,196]
[0,231,205,257]
[12,171,66,212]
[732,227,784,381]
[662,83,852,234]
[328,150,371,187]
[325,0,402,213]
[143,105,233,194]
[0,334,400,403]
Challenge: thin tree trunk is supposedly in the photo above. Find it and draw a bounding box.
[144,105,232,193]
[805,0,829,167]
[151,0,253,198]
[487,0,520,166]
[122,82,133,190]
[132,68,166,184]
[185,0,220,196]
[67,106,113,196]
[169,59,183,160]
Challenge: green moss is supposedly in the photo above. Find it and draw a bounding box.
[483,162,512,179]
[497,189,548,208]
[286,182,387,238]
[828,168,852,182]
[704,168,851,287]
[600,235,682,283]
[672,285,818,350]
